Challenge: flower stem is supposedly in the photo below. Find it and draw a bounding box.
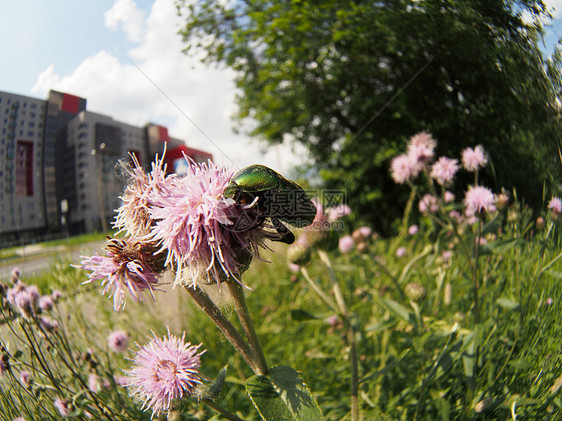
[227,281,268,375]
[202,398,247,421]
[183,285,258,373]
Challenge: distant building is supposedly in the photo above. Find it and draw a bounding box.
[0,89,212,244]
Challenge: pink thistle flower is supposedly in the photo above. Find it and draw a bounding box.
[357,226,372,238]
[444,191,455,203]
[396,246,407,258]
[114,375,129,387]
[449,210,463,223]
[442,251,453,262]
[430,157,459,186]
[338,235,355,254]
[408,225,419,235]
[88,373,100,392]
[51,289,63,301]
[39,316,59,332]
[288,263,301,273]
[39,295,54,312]
[10,267,20,283]
[407,131,436,164]
[419,194,439,213]
[54,397,71,417]
[461,145,487,172]
[108,329,130,352]
[146,159,267,288]
[125,330,205,418]
[548,196,562,215]
[464,186,496,216]
[113,152,170,237]
[19,370,31,387]
[390,154,421,184]
[327,204,352,222]
[546,297,553,306]
[76,238,164,311]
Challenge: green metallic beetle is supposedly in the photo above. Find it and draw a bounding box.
[223,164,317,244]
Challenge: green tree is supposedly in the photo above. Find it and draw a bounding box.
[177,0,561,232]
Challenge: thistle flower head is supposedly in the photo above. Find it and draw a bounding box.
[108,329,130,352]
[464,185,496,216]
[125,329,205,418]
[390,154,421,184]
[338,235,354,254]
[76,238,164,311]
[548,196,562,215]
[113,152,169,237]
[462,145,487,172]
[146,159,267,288]
[430,157,459,186]
[407,131,436,164]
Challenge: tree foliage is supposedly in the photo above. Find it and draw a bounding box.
[176,0,562,232]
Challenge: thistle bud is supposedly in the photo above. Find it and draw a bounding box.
[405,282,426,302]
[536,216,545,230]
[287,243,311,266]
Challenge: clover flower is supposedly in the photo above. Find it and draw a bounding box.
[430,157,459,186]
[419,194,439,213]
[76,238,165,311]
[108,329,130,352]
[548,196,562,215]
[146,159,267,288]
[125,330,205,418]
[464,185,496,215]
[462,145,487,172]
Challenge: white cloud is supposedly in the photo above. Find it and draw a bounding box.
[32,0,306,173]
[104,0,146,43]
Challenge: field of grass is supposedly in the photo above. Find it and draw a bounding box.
[1,197,561,420]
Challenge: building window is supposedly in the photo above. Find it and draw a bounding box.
[15,140,33,197]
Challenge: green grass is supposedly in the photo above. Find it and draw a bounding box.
[1,210,561,420]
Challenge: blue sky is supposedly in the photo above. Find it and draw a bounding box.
[1,0,561,171]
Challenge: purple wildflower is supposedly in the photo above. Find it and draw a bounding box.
[396,246,407,258]
[390,154,420,184]
[407,131,436,164]
[419,194,439,213]
[0,358,8,376]
[39,295,54,312]
[125,330,205,418]
[39,316,59,332]
[114,152,169,237]
[430,157,459,186]
[444,191,455,203]
[442,251,453,262]
[327,204,352,222]
[51,289,63,301]
[146,159,267,288]
[462,145,487,172]
[54,397,71,417]
[108,330,130,353]
[408,225,419,235]
[19,370,31,387]
[76,238,164,311]
[338,235,355,254]
[288,263,301,273]
[464,186,496,216]
[88,373,100,393]
[548,196,562,215]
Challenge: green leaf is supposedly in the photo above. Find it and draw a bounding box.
[290,309,318,321]
[484,239,519,255]
[204,365,228,399]
[377,297,415,325]
[246,366,325,421]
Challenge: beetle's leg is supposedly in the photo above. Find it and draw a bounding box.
[271,218,295,244]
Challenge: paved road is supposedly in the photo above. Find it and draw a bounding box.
[0,241,105,281]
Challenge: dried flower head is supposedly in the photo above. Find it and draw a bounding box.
[76,238,164,311]
[114,152,169,237]
[125,330,205,418]
[462,145,487,172]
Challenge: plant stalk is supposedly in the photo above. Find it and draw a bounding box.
[183,285,258,373]
[227,281,268,375]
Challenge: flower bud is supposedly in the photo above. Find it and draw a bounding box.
[405,282,426,302]
[495,193,509,210]
[536,216,545,230]
[356,242,368,253]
